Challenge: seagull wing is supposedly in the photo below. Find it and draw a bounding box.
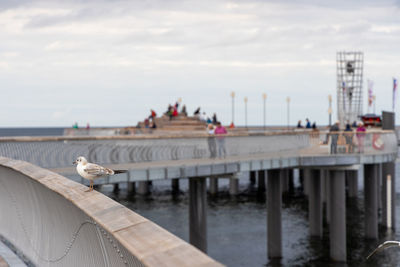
[367,241,400,260]
[84,163,114,177]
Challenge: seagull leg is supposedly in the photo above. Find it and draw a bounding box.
[85,180,93,192]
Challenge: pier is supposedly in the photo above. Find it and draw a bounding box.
[0,112,397,264]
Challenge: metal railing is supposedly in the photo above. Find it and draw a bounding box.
[308,130,397,155]
[0,133,311,169]
[0,130,396,170]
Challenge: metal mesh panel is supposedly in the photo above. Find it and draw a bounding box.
[0,167,144,267]
[337,51,364,127]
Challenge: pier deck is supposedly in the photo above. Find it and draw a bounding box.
[50,145,395,183]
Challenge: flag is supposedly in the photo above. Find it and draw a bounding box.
[368,80,374,107]
[393,78,398,111]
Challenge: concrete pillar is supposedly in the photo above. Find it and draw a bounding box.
[382,162,396,229]
[381,111,396,230]
[137,181,150,195]
[229,176,239,196]
[288,169,295,194]
[189,178,207,253]
[258,170,266,192]
[346,170,358,198]
[325,170,331,224]
[309,169,322,238]
[281,169,289,193]
[329,170,346,262]
[299,169,304,191]
[250,171,256,185]
[377,164,382,211]
[267,169,282,259]
[127,182,136,195]
[303,169,311,197]
[364,164,378,239]
[321,170,326,204]
[113,183,120,193]
[171,178,179,194]
[209,177,218,195]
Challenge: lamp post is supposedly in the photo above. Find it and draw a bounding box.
[286,97,290,130]
[231,91,235,125]
[262,93,267,131]
[328,94,332,127]
[244,97,248,129]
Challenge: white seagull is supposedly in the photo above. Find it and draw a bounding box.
[73,156,127,192]
[367,241,400,260]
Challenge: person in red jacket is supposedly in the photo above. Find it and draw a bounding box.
[356,122,366,153]
[214,122,227,158]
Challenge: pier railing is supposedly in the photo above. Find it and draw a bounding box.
[0,130,396,169]
[309,130,397,155]
[0,157,223,267]
[0,132,311,169]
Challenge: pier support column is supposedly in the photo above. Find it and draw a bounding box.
[209,177,218,195]
[321,170,326,204]
[299,169,304,191]
[250,171,256,185]
[288,169,295,194]
[364,164,378,239]
[171,178,179,194]
[113,183,120,193]
[281,169,289,194]
[258,170,265,192]
[325,170,331,224]
[303,169,311,197]
[346,170,358,198]
[329,170,346,262]
[382,162,396,230]
[309,169,322,238]
[267,169,282,259]
[137,181,149,195]
[189,178,207,253]
[229,175,239,196]
[127,182,135,195]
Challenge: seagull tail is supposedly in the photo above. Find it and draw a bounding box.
[114,170,127,174]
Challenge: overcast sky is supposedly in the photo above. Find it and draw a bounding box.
[1,0,399,127]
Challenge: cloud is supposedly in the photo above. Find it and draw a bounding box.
[0,0,399,126]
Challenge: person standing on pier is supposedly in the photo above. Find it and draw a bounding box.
[329,121,340,154]
[344,123,354,153]
[207,124,217,158]
[305,118,311,128]
[214,122,227,158]
[297,120,303,128]
[356,122,366,153]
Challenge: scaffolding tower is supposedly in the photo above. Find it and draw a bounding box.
[336,51,364,127]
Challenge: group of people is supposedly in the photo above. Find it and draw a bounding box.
[194,107,218,125]
[206,122,228,158]
[165,102,185,120]
[297,118,317,129]
[329,121,366,154]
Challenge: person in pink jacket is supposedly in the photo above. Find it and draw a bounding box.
[214,122,227,158]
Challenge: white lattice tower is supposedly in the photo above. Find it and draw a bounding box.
[336,51,364,127]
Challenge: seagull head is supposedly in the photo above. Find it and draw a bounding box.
[73,156,88,165]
